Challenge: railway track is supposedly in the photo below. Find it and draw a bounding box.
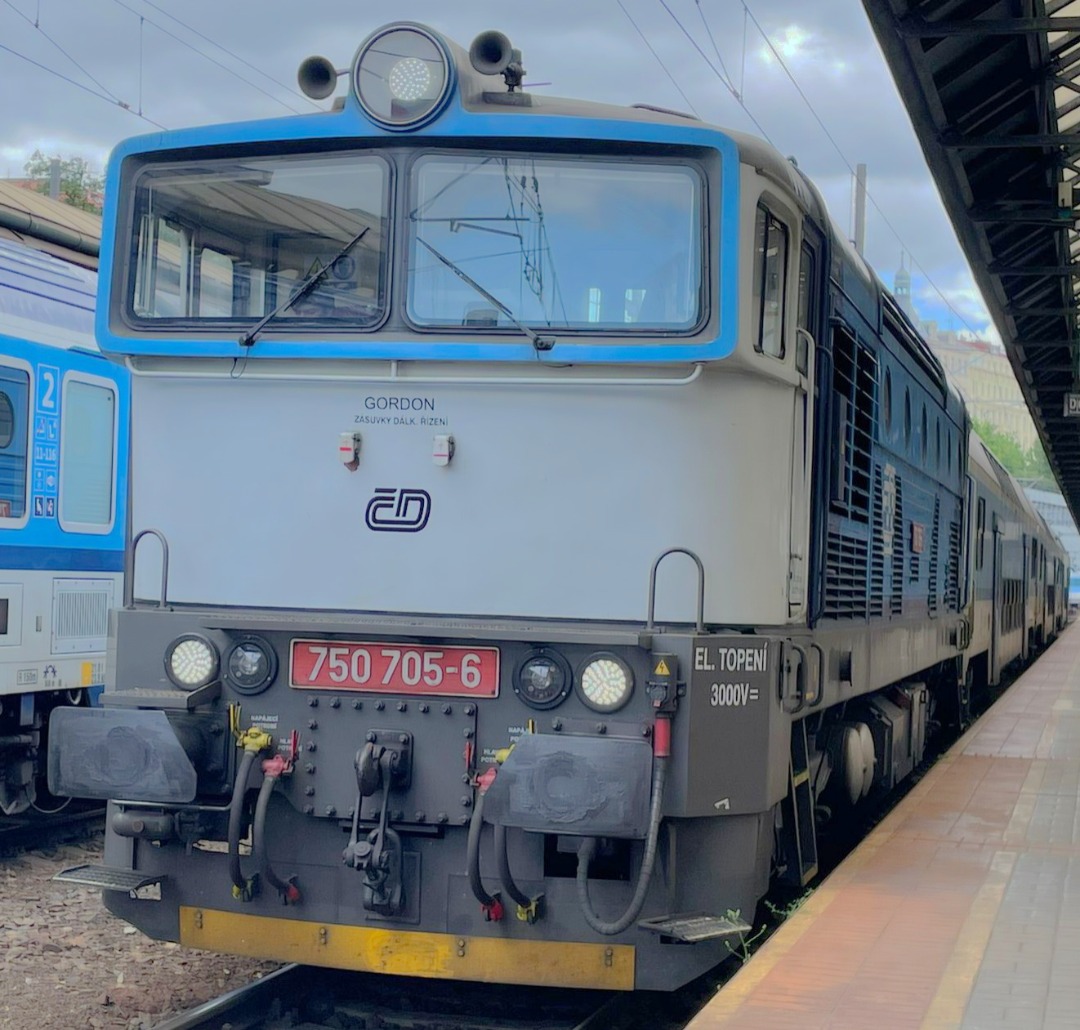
[0,803,103,856]
[151,964,666,1030]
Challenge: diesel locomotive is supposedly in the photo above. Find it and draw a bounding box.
[50,22,1067,991]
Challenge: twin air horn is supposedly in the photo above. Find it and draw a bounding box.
[297,26,524,101]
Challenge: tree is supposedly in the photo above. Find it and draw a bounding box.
[971,417,1056,491]
[22,150,103,214]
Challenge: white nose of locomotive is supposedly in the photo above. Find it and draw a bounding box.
[297,22,524,129]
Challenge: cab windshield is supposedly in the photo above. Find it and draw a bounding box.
[407,153,702,332]
[129,152,389,327]
[124,147,704,338]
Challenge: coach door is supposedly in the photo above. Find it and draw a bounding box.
[1021,535,1030,661]
[990,516,1002,684]
[789,226,823,617]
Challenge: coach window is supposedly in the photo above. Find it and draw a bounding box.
[58,377,116,534]
[904,388,912,448]
[921,404,928,463]
[0,368,28,522]
[753,205,788,358]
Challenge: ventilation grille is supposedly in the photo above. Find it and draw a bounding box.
[870,468,886,618]
[928,498,940,616]
[945,519,961,611]
[51,579,114,655]
[891,478,905,614]
[825,531,869,619]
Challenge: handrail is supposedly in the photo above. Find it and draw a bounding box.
[645,547,706,633]
[126,528,170,609]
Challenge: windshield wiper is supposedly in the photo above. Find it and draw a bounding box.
[415,236,554,353]
[239,226,371,348]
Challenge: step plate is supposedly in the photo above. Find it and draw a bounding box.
[638,912,753,942]
[104,681,220,710]
[54,864,165,893]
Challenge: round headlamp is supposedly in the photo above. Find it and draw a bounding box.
[164,634,219,691]
[577,653,634,713]
[225,636,277,695]
[513,649,572,710]
[353,24,453,129]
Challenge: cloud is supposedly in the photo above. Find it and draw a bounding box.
[0,0,994,355]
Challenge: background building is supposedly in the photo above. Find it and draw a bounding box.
[894,261,1037,450]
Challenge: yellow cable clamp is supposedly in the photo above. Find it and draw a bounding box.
[516,895,544,924]
[229,704,274,753]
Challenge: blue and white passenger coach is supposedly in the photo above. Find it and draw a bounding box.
[51,22,1051,991]
[0,237,128,814]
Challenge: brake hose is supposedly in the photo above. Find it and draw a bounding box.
[576,755,669,936]
[495,823,533,909]
[227,748,258,897]
[466,791,502,917]
[253,769,301,904]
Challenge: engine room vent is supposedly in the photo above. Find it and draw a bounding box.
[51,578,114,655]
[824,530,869,619]
[945,518,961,611]
[928,498,940,616]
[870,467,886,618]
[891,478,905,614]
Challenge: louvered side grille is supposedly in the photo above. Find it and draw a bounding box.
[870,466,885,617]
[928,498,940,616]
[51,579,114,655]
[945,519,961,610]
[891,477,905,614]
[825,531,869,619]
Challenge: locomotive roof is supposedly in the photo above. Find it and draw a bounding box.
[0,236,97,348]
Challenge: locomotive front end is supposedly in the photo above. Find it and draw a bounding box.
[48,21,809,992]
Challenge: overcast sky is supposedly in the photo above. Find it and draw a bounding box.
[0,0,989,337]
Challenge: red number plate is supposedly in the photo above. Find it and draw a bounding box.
[289,640,500,697]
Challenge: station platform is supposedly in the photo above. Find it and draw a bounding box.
[687,621,1080,1030]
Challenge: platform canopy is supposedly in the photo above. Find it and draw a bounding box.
[863,0,1080,520]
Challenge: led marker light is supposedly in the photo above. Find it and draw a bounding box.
[578,654,634,712]
[165,635,220,690]
[388,57,432,102]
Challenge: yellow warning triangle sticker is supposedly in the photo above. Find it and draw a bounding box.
[306,257,323,277]
[653,658,670,676]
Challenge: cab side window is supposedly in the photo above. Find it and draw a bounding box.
[753,205,788,358]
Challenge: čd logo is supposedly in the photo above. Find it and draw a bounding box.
[365,488,432,532]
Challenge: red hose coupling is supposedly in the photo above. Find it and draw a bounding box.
[653,716,672,758]
[262,754,289,776]
[283,881,302,904]
[482,895,505,921]
[476,766,498,795]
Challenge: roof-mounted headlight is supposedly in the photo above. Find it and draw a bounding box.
[353,24,453,130]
